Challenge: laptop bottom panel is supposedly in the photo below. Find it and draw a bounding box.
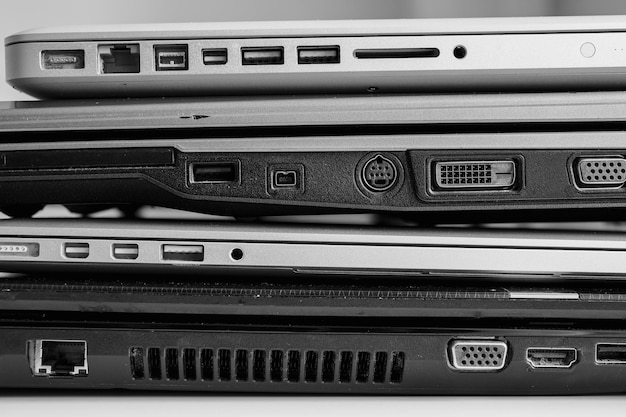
[2,326,626,394]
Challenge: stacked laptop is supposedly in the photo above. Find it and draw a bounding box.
[2,15,626,394]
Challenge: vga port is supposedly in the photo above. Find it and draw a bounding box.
[448,339,508,371]
[576,157,626,188]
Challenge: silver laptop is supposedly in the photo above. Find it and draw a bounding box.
[1,218,626,279]
[7,15,626,98]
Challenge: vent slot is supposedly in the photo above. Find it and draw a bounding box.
[270,350,284,382]
[287,351,301,382]
[200,349,214,381]
[147,347,162,380]
[253,350,266,382]
[165,348,179,380]
[183,348,196,381]
[390,352,405,383]
[218,349,231,381]
[373,352,388,384]
[305,351,318,383]
[130,346,404,385]
[339,351,353,383]
[322,351,336,383]
[129,347,145,380]
[236,350,249,381]
[356,352,370,383]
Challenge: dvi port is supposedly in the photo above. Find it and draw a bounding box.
[448,340,508,371]
[434,160,515,190]
[576,157,626,188]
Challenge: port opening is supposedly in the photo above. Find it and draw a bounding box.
[360,154,399,192]
[268,164,305,194]
[155,45,188,71]
[432,159,517,192]
[241,47,284,65]
[354,48,440,59]
[596,343,626,364]
[28,340,88,377]
[63,242,89,259]
[190,161,240,184]
[99,44,140,74]
[573,156,626,189]
[203,48,228,65]
[298,46,340,64]
[162,244,204,262]
[112,243,139,260]
[42,50,85,70]
[526,348,577,369]
[448,339,508,372]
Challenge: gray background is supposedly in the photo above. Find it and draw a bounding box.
[3,0,626,100]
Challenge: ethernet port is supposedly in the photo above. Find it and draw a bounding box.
[99,44,140,73]
[28,340,88,377]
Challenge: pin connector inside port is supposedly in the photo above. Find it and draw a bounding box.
[434,160,516,190]
[162,244,204,262]
[596,343,626,364]
[189,161,240,184]
[241,47,284,65]
[155,45,188,71]
[28,340,88,377]
[526,348,577,369]
[99,44,140,74]
[575,157,626,188]
[203,49,228,65]
[297,46,340,64]
[448,340,508,371]
[361,154,399,192]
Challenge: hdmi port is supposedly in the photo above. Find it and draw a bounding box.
[526,348,577,369]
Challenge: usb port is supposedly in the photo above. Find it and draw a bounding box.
[162,244,204,262]
[596,343,626,364]
[203,49,228,65]
[64,242,89,259]
[241,47,284,65]
[297,46,340,64]
[155,45,188,71]
[190,161,240,184]
[112,243,139,260]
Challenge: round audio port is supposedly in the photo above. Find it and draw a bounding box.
[361,154,399,192]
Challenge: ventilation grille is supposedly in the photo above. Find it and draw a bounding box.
[130,346,405,384]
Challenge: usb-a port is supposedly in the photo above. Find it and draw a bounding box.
[297,46,340,64]
[162,244,204,262]
[241,47,284,65]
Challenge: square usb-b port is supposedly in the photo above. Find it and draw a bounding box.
[155,45,189,71]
